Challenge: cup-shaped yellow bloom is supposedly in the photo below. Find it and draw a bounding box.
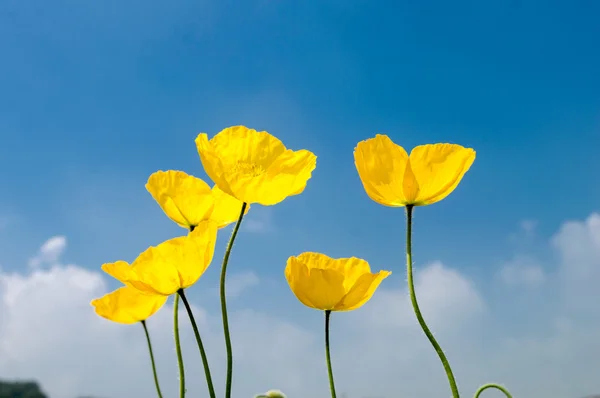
[146,170,248,229]
[354,135,476,206]
[91,285,168,324]
[195,125,317,205]
[285,252,391,311]
[101,221,218,296]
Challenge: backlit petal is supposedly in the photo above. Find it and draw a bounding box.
[210,185,249,228]
[196,133,233,196]
[354,135,410,207]
[130,239,188,295]
[101,261,135,284]
[91,286,168,324]
[173,221,218,289]
[208,126,286,169]
[408,144,476,205]
[294,253,371,292]
[225,149,317,205]
[285,257,346,310]
[196,126,316,205]
[335,270,391,311]
[146,170,214,228]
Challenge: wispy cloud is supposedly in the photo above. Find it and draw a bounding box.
[2,212,600,397]
[28,236,67,269]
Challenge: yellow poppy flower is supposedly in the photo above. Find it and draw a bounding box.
[146,170,248,229]
[101,221,218,296]
[285,252,391,311]
[354,135,476,206]
[91,285,168,324]
[195,125,317,205]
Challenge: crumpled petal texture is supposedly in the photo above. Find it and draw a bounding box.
[195,125,317,205]
[91,286,168,324]
[146,170,214,228]
[285,252,391,311]
[354,134,475,206]
[146,170,247,229]
[101,221,218,296]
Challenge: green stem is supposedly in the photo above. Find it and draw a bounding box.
[220,202,248,398]
[324,310,337,398]
[141,320,164,398]
[173,294,185,398]
[405,205,460,398]
[178,289,217,398]
[473,383,513,398]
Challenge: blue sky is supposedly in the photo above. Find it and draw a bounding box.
[1,1,600,398]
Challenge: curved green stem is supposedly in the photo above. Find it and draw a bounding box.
[473,383,513,398]
[220,202,248,398]
[405,205,460,398]
[173,294,185,398]
[324,310,337,398]
[141,320,164,398]
[178,289,216,398]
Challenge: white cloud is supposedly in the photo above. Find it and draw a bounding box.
[28,236,67,269]
[225,271,260,299]
[498,255,545,286]
[3,212,600,398]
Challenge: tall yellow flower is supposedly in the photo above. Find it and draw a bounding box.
[354,135,475,207]
[91,285,168,324]
[146,170,248,229]
[195,125,317,205]
[285,252,391,311]
[101,221,218,296]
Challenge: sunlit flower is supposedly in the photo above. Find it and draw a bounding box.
[195,125,317,205]
[354,135,475,206]
[91,285,168,324]
[146,170,248,229]
[285,252,391,311]
[101,221,218,296]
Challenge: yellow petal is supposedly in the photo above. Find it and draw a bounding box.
[101,261,135,284]
[91,286,168,324]
[128,225,216,295]
[294,253,371,291]
[173,221,218,289]
[354,135,410,207]
[408,144,476,205]
[224,148,317,205]
[335,270,391,311]
[196,126,317,205]
[146,170,215,228]
[285,252,389,312]
[210,185,249,228]
[285,256,346,310]
[207,126,286,169]
[196,133,233,196]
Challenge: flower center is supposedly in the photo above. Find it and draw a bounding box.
[231,161,265,177]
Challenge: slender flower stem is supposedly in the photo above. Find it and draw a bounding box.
[141,320,164,398]
[324,310,337,398]
[405,205,460,398]
[220,202,248,398]
[473,383,513,398]
[173,294,185,398]
[178,289,217,398]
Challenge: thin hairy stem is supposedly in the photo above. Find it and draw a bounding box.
[220,202,248,398]
[141,320,164,398]
[173,294,185,398]
[324,310,337,398]
[405,205,460,398]
[178,289,216,398]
